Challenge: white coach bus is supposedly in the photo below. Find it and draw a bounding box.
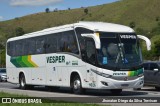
[6,21,151,94]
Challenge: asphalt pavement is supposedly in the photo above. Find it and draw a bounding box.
[0,82,160,106]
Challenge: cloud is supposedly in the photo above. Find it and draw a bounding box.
[0,16,3,21]
[10,0,63,6]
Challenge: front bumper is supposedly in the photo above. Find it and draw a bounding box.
[96,75,144,89]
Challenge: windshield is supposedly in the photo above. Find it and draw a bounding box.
[97,32,142,70]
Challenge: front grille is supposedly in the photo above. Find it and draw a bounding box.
[111,76,139,81]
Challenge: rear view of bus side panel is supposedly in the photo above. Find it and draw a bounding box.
[6,55,19,84]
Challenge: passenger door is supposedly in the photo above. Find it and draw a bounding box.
[85,38,97,88]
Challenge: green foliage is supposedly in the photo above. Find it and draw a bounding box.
[0,43,4,49]
[15,27,25,36]
[154,38,160,57]
[129,21,136,28]
[151,22,160,35]
[0,0,160,61]
[45,8,50,13]
[156,16,159,21]
[84,8,88,14]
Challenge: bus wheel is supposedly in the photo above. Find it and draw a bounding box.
[71,75,84,94]
[19,74,27,90]
[155,87,160,91]
[0,77,2,82]
[110,89,122,95]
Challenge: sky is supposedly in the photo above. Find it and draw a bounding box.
[0,0,118,21]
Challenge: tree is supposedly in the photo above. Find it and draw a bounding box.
[0,43,4,49]
[54,8,58,12]
[156,16,159,21]
[15,27,25,36]
[84,8,88,14]
[129,21,136,28]
[45,8,50,13]
[154,39,160,57]
[151,22,160,35]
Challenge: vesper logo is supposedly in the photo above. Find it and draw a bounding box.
[47,56,65,63]
[113,73,126,76]
[120,35,136,39]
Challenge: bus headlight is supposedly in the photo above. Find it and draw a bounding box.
[91,69,112,78]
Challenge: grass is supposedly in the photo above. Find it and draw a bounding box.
[0,0,160,38]
[0,92,108,106]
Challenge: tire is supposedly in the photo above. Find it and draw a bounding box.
[71,75,85,94]
[110,89,122,95]
[19,73,27,90]
[155,86,160,91]
[0,77,2,82]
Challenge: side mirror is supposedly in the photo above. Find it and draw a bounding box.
[137,35,151,51]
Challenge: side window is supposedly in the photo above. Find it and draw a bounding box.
[59,31,79,54]
[68,31,79,54]
[15,40,24,56]
[7,42,11,56]
[57,33,62,52]
[143,63,149,70]
[86,39,96,65]
[46,34,57,53]
[23,39,29,55]
[35,37,45,54]
[149,63,158,70]
[9,42,16,56]
[75,28,93,48]
[28,38,36,55]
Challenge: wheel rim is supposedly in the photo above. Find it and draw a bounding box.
[20,77,25,87]
[73,79,81,90]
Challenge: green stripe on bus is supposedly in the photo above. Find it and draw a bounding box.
[128,69,143,77]
[10,56,38,68]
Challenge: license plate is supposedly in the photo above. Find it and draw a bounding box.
[121,84,129,87]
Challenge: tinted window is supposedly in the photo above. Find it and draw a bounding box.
[86,39,96,65]
[143,63,149,70]
[15,40,24,56]
[35,37,45,54]
[8,42,16,56]
[46,34,57,53]
[7,30,79,56]
[28,38,36,55]
[59,31,79,54]
[75,27,93,52]
[7,42,11,55]
[0,69,6,73]
[149,63,158,70]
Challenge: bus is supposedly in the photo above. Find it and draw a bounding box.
[6,21,151,94]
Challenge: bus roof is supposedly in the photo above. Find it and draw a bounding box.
[7,21,135,42]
